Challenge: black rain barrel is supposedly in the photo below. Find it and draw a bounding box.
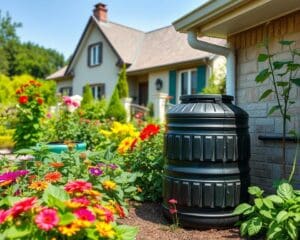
[162,94,250,227]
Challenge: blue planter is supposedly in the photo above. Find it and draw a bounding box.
[46,142,87,154]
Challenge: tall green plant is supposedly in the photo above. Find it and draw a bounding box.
[117,64,129,98]
[81,84,94,106]
[255,40,300,178]
[106,87,126,122]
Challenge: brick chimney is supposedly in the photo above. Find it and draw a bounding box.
[93,3,107,22]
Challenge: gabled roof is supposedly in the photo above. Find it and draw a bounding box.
[48,15,226,80]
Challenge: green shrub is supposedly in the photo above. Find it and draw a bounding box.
[117,64,129,98]
[106,88,126,122]
[201,73,225,94]
[80,99,107,120]
[81,84,94,107]
[234,183,300,240]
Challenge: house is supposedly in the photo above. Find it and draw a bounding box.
[173,0,300,191]
[47,3,226,117]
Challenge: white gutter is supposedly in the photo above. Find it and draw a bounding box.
[188,31,235,98]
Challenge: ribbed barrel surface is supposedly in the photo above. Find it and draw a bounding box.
[162,94,250,227]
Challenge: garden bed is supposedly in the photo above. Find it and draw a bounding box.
[120,202,243,240]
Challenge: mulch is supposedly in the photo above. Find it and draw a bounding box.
[119,202,243,240]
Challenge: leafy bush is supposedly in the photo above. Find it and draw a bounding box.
[80,99,107,120]
[201,72,225,94]
[106,88,126,122]
[117,64,129,98]
[234,183,300,240]
[81,84,94,107]
[13,79,45,150]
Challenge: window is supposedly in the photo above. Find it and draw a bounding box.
[59,87,73,96]
[88,84,105,100]
[88,42,102,66]
[179,69,198,96]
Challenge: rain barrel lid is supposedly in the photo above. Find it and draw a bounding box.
[167,94,248,118]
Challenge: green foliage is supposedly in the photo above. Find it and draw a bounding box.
[13,80,45,150]
[234,183,300,240]
[106,87,126,122]
[0,11,65,78]
[255,40,300,178]
[81,84,94,107]
[117,64,129,98]
[122,131,165,201]
[80,99,107,120]
[201,72,225,94]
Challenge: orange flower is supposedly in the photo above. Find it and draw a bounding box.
[49,162,64,168]
[45,171,62,183]
[29,181,48,191]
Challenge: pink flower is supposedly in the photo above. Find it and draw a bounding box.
[10,197,37,217]
[64,180,92,193]
[35,208,59,231]
[0,210,9,224]
[74,208,95,222]
[169,208,177,215]
[168,199,177,204]
[0,170,29,183]
[71,197,90,207]
[63,96,72,106]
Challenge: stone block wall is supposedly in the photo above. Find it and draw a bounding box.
[232,17,300,192]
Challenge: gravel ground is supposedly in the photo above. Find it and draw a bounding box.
[119,202,243,240]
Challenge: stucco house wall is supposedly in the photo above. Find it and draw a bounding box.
[71,23,120,99]
[56,79,73,93]
[148,70,169,105]
[230,12,300,191]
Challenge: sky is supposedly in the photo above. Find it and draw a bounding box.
[0,0,207,59]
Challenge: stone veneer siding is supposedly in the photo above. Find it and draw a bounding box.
[230,11,300,192]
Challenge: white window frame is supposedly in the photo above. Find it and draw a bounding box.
[176,68,197,102]
[88,42,102,67]
[90,84,105,100]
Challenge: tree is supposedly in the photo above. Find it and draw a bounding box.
[117,64,129,98]
[81,84,94,107]
[106,87,126,122]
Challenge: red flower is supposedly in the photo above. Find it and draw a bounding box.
[130,138,138,151]
[9,197,37,217]
[114,203,126,218]
[37,97,43,105]
[168,199,177,205]
[64,180,92,193]
[169,208,177,215]
[139,124,160,140]
[19,96,28,104]
[15,89,22,95]
[45,171,62,183]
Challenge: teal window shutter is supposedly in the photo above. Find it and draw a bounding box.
[169,70,176,104]
[197,66,206,93]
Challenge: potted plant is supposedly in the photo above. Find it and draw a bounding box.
[41,95,86,153]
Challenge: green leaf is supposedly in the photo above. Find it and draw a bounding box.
[263,198,274,209]
[273,61,288,70]
[233,203,252,215]
[266,195,284,204]
[124,186,137,193]
[294,190,300,196]
[43,184,69,202]
[268,105,280,115]
[248,186,264,197]
[240,221,248,236]
[254,198,264,209]
[288,63,300,71]
[259,89,273,101]
[277,183,294,200]
[115,225,139,240]
[287,220,297,240]
[2,225,31,239]
[258,53,269,62]
[276,210,289,223]
[259,210,273,219]
[276,81,289,87]
[291,78,300,86]
[267,221,282,239]
[59,212,76,225]
[247,217,262,236]
[279,40,295,45]
[244,206,255,215]
[255,69,271,83]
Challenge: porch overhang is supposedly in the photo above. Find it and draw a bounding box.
[173,0,300,38]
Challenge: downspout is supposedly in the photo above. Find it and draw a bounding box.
[188,31,235,98]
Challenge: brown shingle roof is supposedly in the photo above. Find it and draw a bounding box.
[46,66,68,80]
[48,17,227,80]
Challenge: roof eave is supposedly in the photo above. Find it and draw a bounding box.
[173,0,246,33]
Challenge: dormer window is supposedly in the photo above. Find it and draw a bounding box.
[88,42,102,67]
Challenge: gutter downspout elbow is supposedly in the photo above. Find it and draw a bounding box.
[187,31,235,99]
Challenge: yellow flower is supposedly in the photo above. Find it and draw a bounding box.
[102,180,116,191]
[84,189,101,197]
[95,222,116,239]
[100,129,112,137]
[58,223,80,236]
[73,219,91,228]
[29,181,48,191]
[65,201,83,209]
[117,137,136,154]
